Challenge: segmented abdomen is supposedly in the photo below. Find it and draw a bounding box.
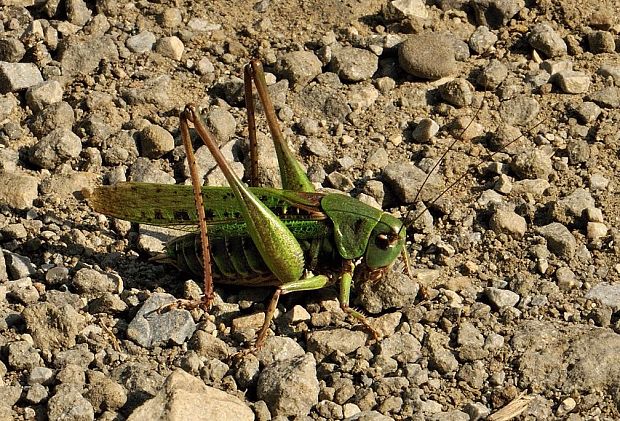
[166,227,339,287]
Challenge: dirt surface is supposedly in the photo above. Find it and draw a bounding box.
[1,0,620,419]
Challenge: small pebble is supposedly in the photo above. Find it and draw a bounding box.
[126,31,156,53]
[555,266,578,290]
[207,107,236,142]
[155,36,184,60]
[327,171,354,192]
[555,70,590,94]
[589,174,609,190]
[0,38,26,62]
[160,8,183,28]
[477,59,508,89]
[365,148,388,170]
[528,23,567,58]
[537,222,576,258]
[471,0,522,27]
[510,149,552,180]
[411,118,439,142]
[383,0,428,20]
[489,209,527,238]
[556,397,577,416]
[140,124,174,159]
[574,101,601,123]
[469,26,498,54]
[587,31,615,54]
[587,222,608,240]
[66,0,92,26]
[257,353,319,417]
[29,128,82,170]
[330,47,378,82]
[439,78,474,108]
[29,101,76,138]
[485,287,520,308]
[196,57,215,75]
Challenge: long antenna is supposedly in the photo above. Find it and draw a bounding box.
[398,92,487,233]
[400,96,546,232]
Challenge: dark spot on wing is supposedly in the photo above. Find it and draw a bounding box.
[174,210,191,221]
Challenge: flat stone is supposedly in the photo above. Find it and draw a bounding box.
[399,33,457,79]
[485,287,520,308]
[330,47,378,82]
[0,62,43,93]
[587,86,620,108]
[127,369,253,421]
[126,293,196,348]
[26,80,63,113]
[126,31,156,53]
[537,222,576,259]
[383,162,444,203]
[555,70,590,94]
[187,18,220,32]
[585,283,620,311]
[257,353,319,417]
[489,209,527,238]
[499,96,540,125]
[59,36,119,76]
[276,50,323,87]
[0,172,39,209]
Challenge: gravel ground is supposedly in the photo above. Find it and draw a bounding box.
[1,0,619,420]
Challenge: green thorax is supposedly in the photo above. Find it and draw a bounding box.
[321,193,405,269]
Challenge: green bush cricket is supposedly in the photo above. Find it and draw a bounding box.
[90,61,409,348]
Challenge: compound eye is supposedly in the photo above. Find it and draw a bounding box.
[375,233,391,250]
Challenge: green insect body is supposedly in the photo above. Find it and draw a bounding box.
[91,183,406,286]
[90,60,408,347]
